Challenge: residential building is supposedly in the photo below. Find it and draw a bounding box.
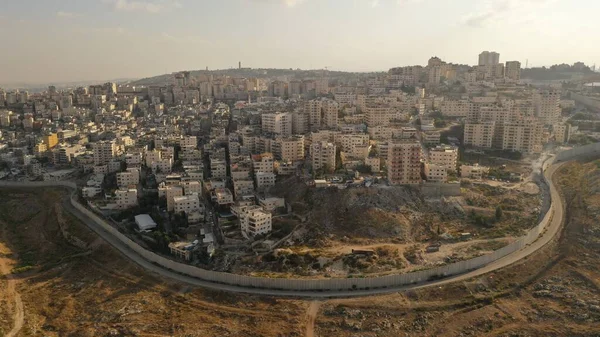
[43,133,59,149]
[274,136,305,162]
[498,120,544,154]
[252,153,274,173]
[505,61,521,81]
[255,172,276,190]
[261,112,292,136]
[116,168,140,188]
[478,51,500,66]
[173,195,201,215]
[533,90,561,125]
[387,140,422,185]
[240,209,272,237]
[311,141,336,173]
[464,121,496,148]
[165,185,184,212]
[425,163,447,182]
[93,140,117,165]
[429,145,458,172]
[115,188,137,209]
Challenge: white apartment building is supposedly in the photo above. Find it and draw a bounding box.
[252,153,274,173]
[425,163,447,183]
[505,61,521,81]
[116,168,140,188]
[180,136,197,148]
[292,111,309,134]
[440,100,472,118]
[240,209,272,237]
[261,112,292,136]
[93,140,117,165]
[366,105,393,126]
[464,122,496,148]
[387,140,422,185]
[164,185,184,212]
[173,194,200,215]
[115,188,137,209]
[181,181,202,195]
[210,158,227,179]
[154,158,173,174]
[275,136,305,162]
[498,120,543,154]
[255,172,276,190]
[145,149,161,167]
[334,93,356,106]
[125,152,143,167]
[322,100,339,129]
[305,100,323,130]
[335,133,370,153]
[429,145,458,172]
[533,90,561,125]
[212,188,234,206]
[311,141,336,172]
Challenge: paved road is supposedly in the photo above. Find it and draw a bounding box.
[52,159,568,298]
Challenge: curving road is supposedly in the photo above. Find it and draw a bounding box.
[50,158,567,298]
[0,155,575,298]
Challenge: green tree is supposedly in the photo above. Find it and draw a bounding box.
[495,206,503,220]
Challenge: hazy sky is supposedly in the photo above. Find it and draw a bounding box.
[0,0,598,84]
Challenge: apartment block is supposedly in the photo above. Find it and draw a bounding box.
[274,136,305,162]
[533,90,561,125]
[425,163,447,183]
[505,61,521,81]
[311,141,336,173]
[429,145,458,172]
[262,112,292,136]
[387,140,422,185]
[173,194,201,215]
[93,140,117,165]
[252,153,274,173]
[240,209,272,238]
[115,188,137,209]
[464,122,496,148]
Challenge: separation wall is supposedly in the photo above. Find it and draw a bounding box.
[1,144,593,292]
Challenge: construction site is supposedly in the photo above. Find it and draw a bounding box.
[0,157,598,336]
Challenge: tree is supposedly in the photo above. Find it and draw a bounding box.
[495,206,503,220]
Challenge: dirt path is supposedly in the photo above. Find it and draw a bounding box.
[0,226,25,337]
[305,301,321,337]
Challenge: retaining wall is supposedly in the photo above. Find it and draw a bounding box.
[0,143,595,291]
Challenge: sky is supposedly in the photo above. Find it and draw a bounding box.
[0,0,598,85]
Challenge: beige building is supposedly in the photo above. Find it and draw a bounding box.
[464,122,496,148]
[322,100,339,129]
[498,120,543,154]
[440,100,472,118]
[262,112,292,136]
[311,141,336,173]
[292,111,309,134]
[553,123,572,144]
[115,188,137,209]
[429,145,458,172]
[387,140,422,185]
[274,136,305,162]
[366,105,393,126]
[93,140,117,165]
[505,61,521,81]
[533,90,561,125]
[252,153,274,173]
[116,168,140,188]
[425,163,447,182]
[173,194,201,215]
[240,208,272,238]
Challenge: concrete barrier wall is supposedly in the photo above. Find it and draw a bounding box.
[1,144,593,291]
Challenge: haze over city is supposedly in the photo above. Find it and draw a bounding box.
[1,0,599,85]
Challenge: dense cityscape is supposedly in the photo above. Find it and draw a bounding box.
[2,49,600,335]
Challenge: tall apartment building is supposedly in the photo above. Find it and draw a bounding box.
[497,120,543,154]
[464,122,496,148]
[505,61,521,81]
[292,111,309,134]
[387,140,422,185]
[429,145,458,172]
[305,100,323,130]
[478,51,500,66]
[274,136,305,162]
[533,90,561,125]
[311,141,336,173]
[93,140,117,165]
[261,112,292,136]
[440,100,472,118]
[322,100,339,129]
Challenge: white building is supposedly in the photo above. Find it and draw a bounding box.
[173,194,201,215]
[240,209,272,238]
[252,153,274,173]
[311,141,336,173]
[115,188,137,209]
[429,145,458,172]
[93,140,117,165]
[425,163,447,182]
[261,112,292,136]
[460,164,489,179]
[255,172,276,190]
